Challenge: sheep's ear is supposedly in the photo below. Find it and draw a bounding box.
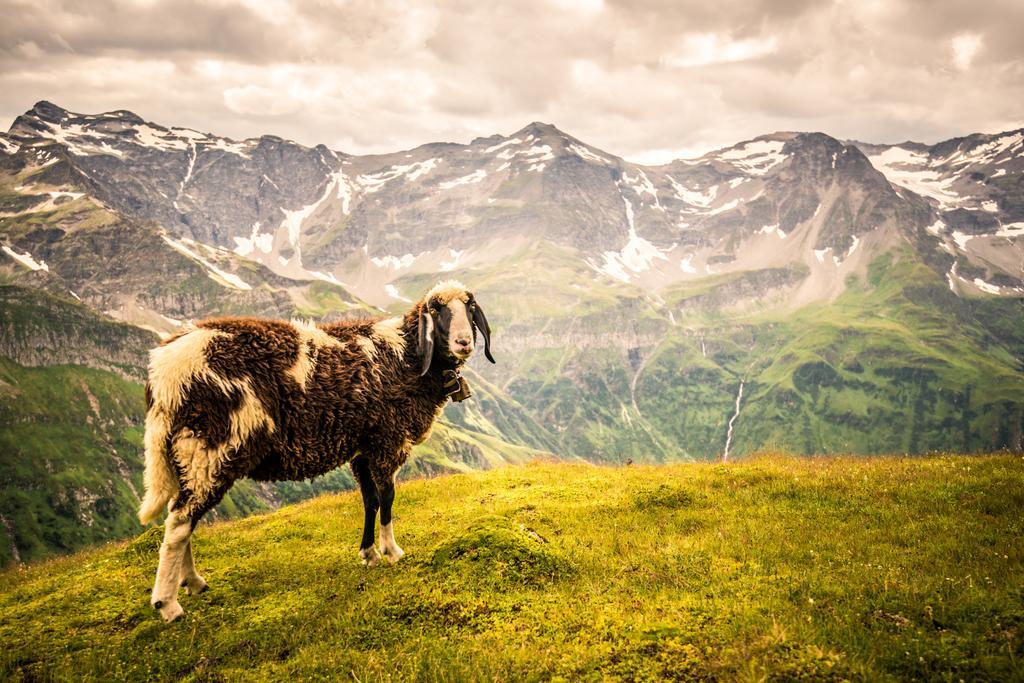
[470,300,495,364]
[418,307,435,376]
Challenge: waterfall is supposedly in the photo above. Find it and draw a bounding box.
[723,380,745,462]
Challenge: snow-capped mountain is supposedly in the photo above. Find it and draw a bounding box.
[6,101,1020,312]
[854,131,1024,295]
[2,100,1023,463]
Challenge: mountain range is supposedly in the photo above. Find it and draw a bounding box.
[1,100,1022,566]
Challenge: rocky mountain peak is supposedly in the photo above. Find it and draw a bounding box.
[514,121,565,138]
[26,100,69,121]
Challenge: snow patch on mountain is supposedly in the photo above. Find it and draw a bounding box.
[170,127,207,141]
[307,269,350,289]
[496,142,555,170]
[590,197,670,283]
[161,234,251,290]
[668,176,717,208]
[717,139,788,175]
[440,169,487,189]
[936,132,1023,168]
[233,222,274,256]
[322,168,356,214]
[2,245,49,271]
[359,158,440,192]
[996,222,1024,238]
[384,284,412,302]
[973,278,1002,294]
[202,138,253,158]
[34,120,125,159]
[951,231,973,250]
[278,169,353,256]
[868,147,961,207]
[484,138,520,154]
[568,144,608,164]
[131,124,190,152]
[0,138,20,154]
[759,224,786,238]
[440,249,464,271]
[705,198,740,216]
[371,253,417,270]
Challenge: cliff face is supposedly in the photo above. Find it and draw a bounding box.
[0,285,155,380]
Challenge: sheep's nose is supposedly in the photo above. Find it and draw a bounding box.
[455,337,473,352]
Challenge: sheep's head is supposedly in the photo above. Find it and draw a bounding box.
[417,280,495,376]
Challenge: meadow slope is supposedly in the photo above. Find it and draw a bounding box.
[1,455,1022,681]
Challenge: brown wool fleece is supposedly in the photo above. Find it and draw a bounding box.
[148,294,478,522]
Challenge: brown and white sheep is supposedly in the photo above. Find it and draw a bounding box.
[138,280,493,621]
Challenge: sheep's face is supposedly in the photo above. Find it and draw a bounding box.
[418,280,495,376]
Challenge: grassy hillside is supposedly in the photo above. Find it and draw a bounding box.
[1,455,1021,680]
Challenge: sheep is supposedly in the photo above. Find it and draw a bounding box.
[137,280,494,622]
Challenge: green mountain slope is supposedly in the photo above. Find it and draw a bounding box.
[637,249,1024,458]
[1,456,1021,680]
[430,241,1024,462]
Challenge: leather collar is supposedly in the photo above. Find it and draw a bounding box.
[442,368,472,403]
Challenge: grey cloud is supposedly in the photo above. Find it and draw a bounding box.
[0,0,291,62]
[1,0,1022,162]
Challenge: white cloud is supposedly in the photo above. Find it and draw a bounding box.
[547,0,603,14]
[662,32,779,68]
[951,32,983,71]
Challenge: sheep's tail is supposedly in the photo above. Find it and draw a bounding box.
[138,382,179,525]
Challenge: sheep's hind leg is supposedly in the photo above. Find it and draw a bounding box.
[150,509,193,622]
[179,538,207,596]
[351,455,382,567]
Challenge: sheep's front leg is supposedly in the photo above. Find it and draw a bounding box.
[370,447,407,564]
[151,509,193,622]
[377,479,404,564]
[351,455,382,567]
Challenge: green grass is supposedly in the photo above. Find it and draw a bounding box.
[1,455,1021,681]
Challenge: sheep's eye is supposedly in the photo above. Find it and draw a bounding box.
[430,301,441,311]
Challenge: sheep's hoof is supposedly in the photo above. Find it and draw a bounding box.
[360,546,382,567]
[181,576,208,595]
[155,600,184,622]
[382,545,405,564]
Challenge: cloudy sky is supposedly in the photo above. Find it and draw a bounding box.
[2,0,1022,163]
